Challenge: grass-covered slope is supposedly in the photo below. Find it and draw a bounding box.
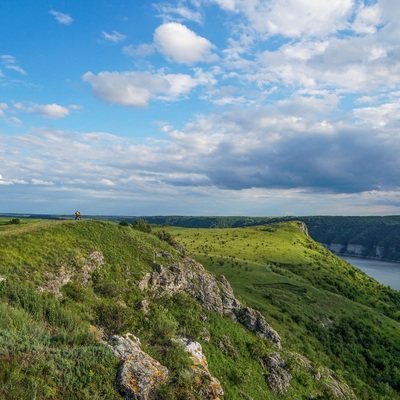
[160,222,400,399]
[0,219,343,400]
[143,215,400,261]
[2,218,400,399]
[0,220,163,399]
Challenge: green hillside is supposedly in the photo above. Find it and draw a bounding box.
[1,218,400,399]
[158,222,400,399]
[4,214,400,261]
[143,215,400,261]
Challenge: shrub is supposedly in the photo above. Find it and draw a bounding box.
[119,220,130,227]
[132,219,152,233]
[95,300,134,336]
[154,230,177,247]
[7,218,21,225]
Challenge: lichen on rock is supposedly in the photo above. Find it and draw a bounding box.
[110,333,168,400]
[175,337,224,400]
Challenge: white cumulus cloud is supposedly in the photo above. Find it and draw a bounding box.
[83,70,205,107]
[153,2,203,23]
[100,179,115,186]
[83,71,169,107]
[15,103,71,119]
[352,3,382,34]
[154,22,216,64]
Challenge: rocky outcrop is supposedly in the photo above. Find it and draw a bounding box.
[110,334,168,400]
[236,307,281,345]
[297,221,309,236]
[37,251,104,297]
[282,352,357,400]
[264,352,291,395]
[110,334,223,400]
[176,338,224,399]
[322,373,357,400]
[138,255,281,349]
[37,265,73,298]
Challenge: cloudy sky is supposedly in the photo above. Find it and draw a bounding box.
[1,0,400,216]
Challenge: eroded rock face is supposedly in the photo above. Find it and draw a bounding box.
[37,251,104,297]
[110,334,168,400]
[264,352,291,395]
[237,307,282,346]
[177,338,224,400]
[138,256,281,349]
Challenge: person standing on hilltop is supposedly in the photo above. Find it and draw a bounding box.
[74,210,81,220]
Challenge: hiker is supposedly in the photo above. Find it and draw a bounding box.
[74,210,81,220]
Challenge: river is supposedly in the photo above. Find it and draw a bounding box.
[339,256,400,291]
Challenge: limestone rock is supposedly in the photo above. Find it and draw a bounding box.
[177,338,224,400]
[237,307,282,348]
[36,251,105,297]
[37,265,73,298]
[265,352,291,395]
[138,256,281,349]
[323,375,357,400]
[110,333,168,400]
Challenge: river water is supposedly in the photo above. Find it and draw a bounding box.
[339,256,400,291]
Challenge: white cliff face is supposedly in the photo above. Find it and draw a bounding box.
[346,244,366,256]
[323,243,366,256]
[322,243,398,261]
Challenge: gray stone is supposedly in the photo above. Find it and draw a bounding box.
[110,333,168,400]
[138,256,281,349]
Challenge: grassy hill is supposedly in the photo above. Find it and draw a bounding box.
[143,215,400,261]
[1,218,400,399]
[158,221,400,399]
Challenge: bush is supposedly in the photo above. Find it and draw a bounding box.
[119,220,130,227]
[151,310,178,341]
[7,218,21,225]
[132,219,152,233]
[155,230,177,247]
[95,300,134,336]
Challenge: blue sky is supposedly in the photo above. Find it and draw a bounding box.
[1,0,400,216]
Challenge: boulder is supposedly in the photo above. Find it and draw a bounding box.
[176,338,224,400]
[110,334,168,400]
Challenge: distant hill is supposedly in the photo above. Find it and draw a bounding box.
[3,214,400,261]
[142,215,400,262]
[1,218,400,398]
